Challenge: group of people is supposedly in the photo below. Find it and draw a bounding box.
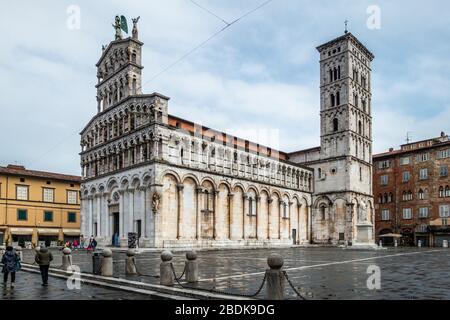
[1,235,101,288]
[1,246,53,288]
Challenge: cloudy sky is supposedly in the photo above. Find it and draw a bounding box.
[1,0,449,175]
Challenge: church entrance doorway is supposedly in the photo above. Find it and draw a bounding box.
[113,212,120,247]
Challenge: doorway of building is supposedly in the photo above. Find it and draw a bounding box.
[292,229,297,244]
[113,212,120,247]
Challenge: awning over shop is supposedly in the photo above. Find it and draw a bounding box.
[63,229,81,236]
[10,228,34,235]
[37,228,60,235]
[379,233,402,238]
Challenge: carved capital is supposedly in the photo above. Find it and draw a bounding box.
[176,184,184,191]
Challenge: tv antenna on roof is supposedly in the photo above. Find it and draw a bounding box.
[406,131,412,144]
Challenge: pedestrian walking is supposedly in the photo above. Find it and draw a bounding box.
[35,247,53,286]
[1,246,21,289]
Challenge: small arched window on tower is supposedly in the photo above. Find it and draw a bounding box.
[318,168,322,179]
[354,94,359,108]
[362,99,367,113]
[320,205,326,220]
[330,94,336,107]
[336,91,340,106]
[329,69,333,83]
[338,66,341,79]
[132,77,137,95]
[333,68,338,81]
[131,52,137,63]
[358,121,362,135]
[360,167,362,181]
[333,118,339,132]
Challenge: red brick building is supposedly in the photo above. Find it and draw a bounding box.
[373,132,450,247]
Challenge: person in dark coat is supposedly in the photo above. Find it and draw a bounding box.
[35,247,53,286]
[1,246,21,288]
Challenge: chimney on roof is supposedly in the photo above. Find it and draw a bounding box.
[441,131,446,137]
[389,148,394,152]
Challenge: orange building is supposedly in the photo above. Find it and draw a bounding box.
[0,164,81,247]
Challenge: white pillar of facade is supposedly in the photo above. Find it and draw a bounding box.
[140,187,146,240]
[96,195,101,237]
[102,192,110,239]
[119,190,125,238]
[128,188,134,235]
[88,196,94,238]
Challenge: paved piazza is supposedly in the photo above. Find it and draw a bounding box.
[19,247,450,300]
[1,267,154,300]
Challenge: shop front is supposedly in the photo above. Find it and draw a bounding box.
[63,229,81,244]
[9,228,34,247]
[429,226,450,247]
[37,228,60,247]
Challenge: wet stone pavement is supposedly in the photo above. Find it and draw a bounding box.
[1,269,154,300]
[21,247,450,300]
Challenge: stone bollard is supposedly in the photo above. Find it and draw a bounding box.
[443,240,449,248]
[379,240,383,247]
[418,240,422,248]
[160,250,174,286]
[185,251,198,283]
[125,249,137,275]
[394,239,398,247]
[14,246,23,261]
[61,248,72,271]
[101,248,113,277]
[265,253,285,300]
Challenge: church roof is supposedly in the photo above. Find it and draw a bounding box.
[316,32,375,61]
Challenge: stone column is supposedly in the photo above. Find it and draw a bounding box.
[213,190,219,240]
[119,190,125,238]
[96,194,101,237]
[278,200,283,240]
[128,188,135,236]
[288,202,293,240]
[88,196,94,238]
[255,196,260,239]
[243,193,248,240]
[268,197,273,240]
[196,187,203,240]
[228,193,234,240]
[307,205,312,244]
[176,184,184,239]
[139,186,147,242]
[102,192,110,242]
[298,203,303,244]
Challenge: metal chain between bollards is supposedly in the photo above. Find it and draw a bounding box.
[132,257,160,278]
[170,262,267,298]
[283,270,306,300]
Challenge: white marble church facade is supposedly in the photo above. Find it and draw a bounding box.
[80,19,375,248]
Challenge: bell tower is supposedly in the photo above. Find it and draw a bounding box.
[308,31,376,247]
[316,31,374,195]
[95,16,144,113]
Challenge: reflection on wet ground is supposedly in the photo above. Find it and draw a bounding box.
[22,247,450,300]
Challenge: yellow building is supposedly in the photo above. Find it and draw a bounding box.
[0,164,81,247]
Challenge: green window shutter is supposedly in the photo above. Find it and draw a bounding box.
[17,209,27,221]
[44,211,53,222]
